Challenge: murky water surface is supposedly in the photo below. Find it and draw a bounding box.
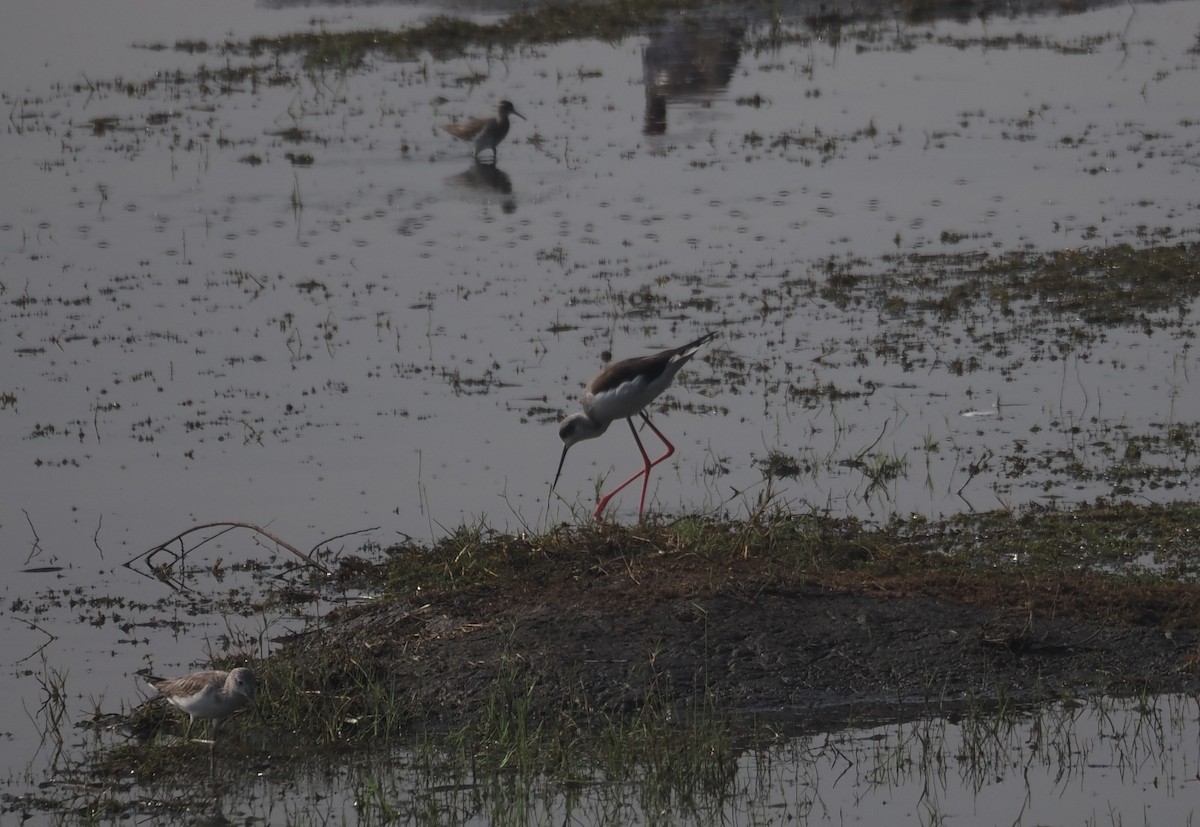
[2,0,1199,822]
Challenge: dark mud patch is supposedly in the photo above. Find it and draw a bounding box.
[324,581,1197,728]
[280,504,1200,733]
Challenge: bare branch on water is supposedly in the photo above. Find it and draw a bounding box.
[125,521,336,591]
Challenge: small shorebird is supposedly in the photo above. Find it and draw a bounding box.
[553,331,717,520]
[144,666,257,741]
[441,100,525,162]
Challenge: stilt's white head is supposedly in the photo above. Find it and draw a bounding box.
[552,413,609,489]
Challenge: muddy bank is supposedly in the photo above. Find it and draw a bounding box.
[282,509,1200,731]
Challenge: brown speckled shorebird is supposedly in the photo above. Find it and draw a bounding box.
[552,332,717,521]
[144,666,257,741]
[441,100,525,162]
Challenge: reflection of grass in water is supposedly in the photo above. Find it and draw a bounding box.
[865,692,1187,818]
[83,691,1198,825]
[29,658,71,770]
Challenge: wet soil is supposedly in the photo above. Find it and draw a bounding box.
[291,517,1200,730]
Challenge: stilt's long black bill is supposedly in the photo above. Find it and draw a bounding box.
[552,445,570,490]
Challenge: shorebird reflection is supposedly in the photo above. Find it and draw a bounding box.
[447,162,516,212]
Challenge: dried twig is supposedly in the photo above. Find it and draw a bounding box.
[93,514,104,559]
[125,521,333,591]
[22,508,42,566]
[308,526,379,558]
[13,616,58,664]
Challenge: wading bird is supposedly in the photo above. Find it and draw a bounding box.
[441,100,525,162]
[144,666,257,742]
[553,331,716,520]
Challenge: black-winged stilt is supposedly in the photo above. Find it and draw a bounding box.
[553,331,717,520]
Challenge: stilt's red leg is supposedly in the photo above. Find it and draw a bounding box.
[593,419,650,520]
[593,413,676,520]
[635,415,675,518]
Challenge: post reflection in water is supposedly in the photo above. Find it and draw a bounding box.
[643,17,743,135]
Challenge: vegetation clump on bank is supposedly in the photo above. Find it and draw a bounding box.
[61,501,1198,824]
[221,500,1200,749]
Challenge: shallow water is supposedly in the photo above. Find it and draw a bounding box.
[1,0,1199,821]
[2,0,1197,555]
[22,693,1200,825]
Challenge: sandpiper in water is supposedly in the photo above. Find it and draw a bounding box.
[441,100,525,162]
